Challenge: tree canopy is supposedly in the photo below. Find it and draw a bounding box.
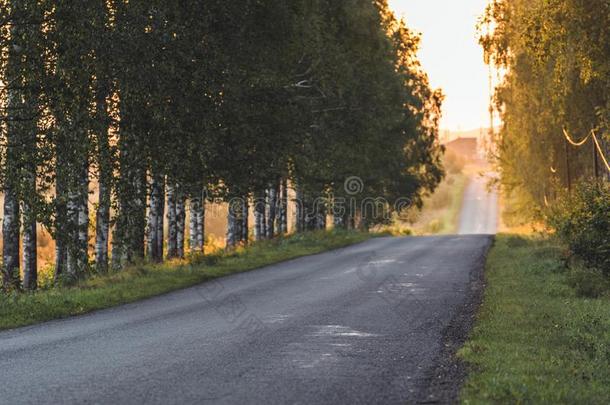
[480,0,609,213]
[0,0,444,290]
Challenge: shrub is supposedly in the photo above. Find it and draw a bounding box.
[567,265,610,298]
[548,183,610,276]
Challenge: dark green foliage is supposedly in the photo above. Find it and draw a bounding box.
[548,183,610,276]
[481,0,610,212]
[0,0,444,290]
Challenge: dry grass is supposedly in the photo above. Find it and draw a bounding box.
[393,172,468,235]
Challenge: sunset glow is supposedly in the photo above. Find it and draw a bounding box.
[388,0,492,132]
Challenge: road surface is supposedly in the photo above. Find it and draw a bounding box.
[0,183,498,404]
[458,174,498,235]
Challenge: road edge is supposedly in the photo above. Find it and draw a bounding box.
[0,232,379,333]
[416,235,494,404]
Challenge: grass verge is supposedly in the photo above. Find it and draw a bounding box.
[386,172,468,236]
[0,230,373,331]
[416,172,467,234]
[459,234,610,404]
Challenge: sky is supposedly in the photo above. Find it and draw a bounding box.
[388,0,492,132]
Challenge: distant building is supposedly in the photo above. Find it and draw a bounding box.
[445,137,478,160]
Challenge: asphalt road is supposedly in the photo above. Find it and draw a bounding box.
[0,181,497,405]
[458,174,498,235]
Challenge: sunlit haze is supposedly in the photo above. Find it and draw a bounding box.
[388,0,492,132]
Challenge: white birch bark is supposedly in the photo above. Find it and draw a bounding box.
[21,155,38,289]
[197,194,205,251]
[279,179,288,235]
[176,190,186,258]
[111,225,124,271]
[189,188,205,253]
[155,177,165,260]
[2,32,22,289]
[254,190,266,241]
[147,185,156,261]
[295,186,304,233]
[316,202,327,230]
[22,199,37,290]
[226,201,238,249]
[94,49,112,274]
[2,190,20,289]
[147,173,164,262]
[166,183,177,258]
[55,171,68,279]
[95,173,111,272]
[241,197,249,244]
[266,185,278,239]
[189,193,202,253]
[333,202,346,229]
[66,190,80,278]
[77,161,90,271]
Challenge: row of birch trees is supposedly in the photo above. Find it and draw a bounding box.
[480,0,609,212]
[0,0,444,290]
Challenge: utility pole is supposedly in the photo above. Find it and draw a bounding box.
[564,138,572,193]
[593,135,599,181]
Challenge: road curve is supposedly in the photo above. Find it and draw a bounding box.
[0,235,492,404]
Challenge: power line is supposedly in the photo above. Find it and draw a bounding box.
[592,131,610,172]
[562,127,610,173]
[562,127,591,147]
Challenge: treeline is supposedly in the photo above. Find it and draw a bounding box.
[480,0,609,211]
[0,1,444,290]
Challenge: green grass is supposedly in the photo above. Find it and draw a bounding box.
[460,234,610,404]
[419,173,467,234]
[435,173,468,234]
[0,230,373,331]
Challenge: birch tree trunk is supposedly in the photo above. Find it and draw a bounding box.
[156,179,165,260]
[66,190,80,279]
[295,186,304,233]
[226,201,238,249]
[66,160,89,280]
[2,23,23,289]
[21,118,38,289]
[333,202,347,230]
[146,174,157,261]
[254,190,266,241]
[304,198,317,231]
[55,168,68,279]
[189,196,199,253]
[2,189,20,289]
[113,125,148,267]
[166,183,178,258]
[279,178,288,235]
[176,190,186,258]
[348,212,356,230]
[131,167,147,261]
[235,206,243,246]
[94,78,112,273]
[188,191,204,253]
[95,177,111,272]
[197,194,205,251]
[111,225,124,270]
[241,197,249,244]
[266,184,278,239]
[22,200,37,290]
[316,202,327,230]
[147,173,164,262]
[77,161,90,271]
